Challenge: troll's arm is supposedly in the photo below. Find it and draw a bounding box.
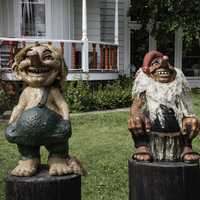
[51,88,70,120]
[9,89,27,124]
[128,93,151,134]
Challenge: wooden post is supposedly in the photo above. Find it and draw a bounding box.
[60,42,64,56]
[105,45,109,70]
[72,43,76,69]
[114,0,119,45]
[92,43,97,69]
[0,44,1,67]
[114,0,119,71]
[82,0,89,72]
[82,0,87,41]
[109,46,113,70]
[113,47,118,69]
[175,28,183,68]
[5,166,81,200]
[8,41,17,67]
[128,158,200,200]
[100,44,105,69]
[148,20,157,51]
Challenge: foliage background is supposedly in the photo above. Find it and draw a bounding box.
[128,0,200,46]
[0,77,133,114]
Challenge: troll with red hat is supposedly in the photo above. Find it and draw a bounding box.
[128,50,200,163]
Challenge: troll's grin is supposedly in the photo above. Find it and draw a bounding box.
[153,68,173,78]
[25,66,53,76]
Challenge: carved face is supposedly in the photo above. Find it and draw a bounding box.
[13,45,63,87]
[149,56,176,83]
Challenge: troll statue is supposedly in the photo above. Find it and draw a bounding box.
[5,43,81,176]
[128,50,200,163]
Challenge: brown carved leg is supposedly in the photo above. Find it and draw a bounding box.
[131,134,152,162]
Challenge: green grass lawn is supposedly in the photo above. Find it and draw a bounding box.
[1,91,200,200]
[0,112,132,200]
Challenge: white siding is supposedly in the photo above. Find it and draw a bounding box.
[74,0,101,41]
[0,0,14,37]
[50,0,73,68]
[51,0,72,39]
[100,0,126,73]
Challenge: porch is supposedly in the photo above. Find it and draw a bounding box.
[0,38,119,81]
[0,0,120,81]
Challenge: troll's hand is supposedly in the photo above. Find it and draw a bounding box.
[128,112,151,135]
[182,117,199,139]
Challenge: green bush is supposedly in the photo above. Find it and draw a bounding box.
[63,76,133,112]
[0,77,133,113]
[0,90,17,113]
[63,81,95,111]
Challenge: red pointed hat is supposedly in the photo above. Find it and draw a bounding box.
[142,50,163,74]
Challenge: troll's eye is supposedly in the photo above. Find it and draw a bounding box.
[42,50,53,61]
[43,55,53,60]
[24,50,33,59]
[151,59,160,65]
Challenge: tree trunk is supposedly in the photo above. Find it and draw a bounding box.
[5,165,81,200]
[128,158,200,200]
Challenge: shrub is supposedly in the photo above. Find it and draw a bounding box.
[0,76,133,113]
[63,76,133,112]
[63,81,95,112]
[0,90,17,113]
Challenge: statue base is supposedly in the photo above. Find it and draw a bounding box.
[5,165,81,200]
[128,158,200,200]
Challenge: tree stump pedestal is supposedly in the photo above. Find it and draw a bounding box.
[5,166,81,200]
[128,158,200,200]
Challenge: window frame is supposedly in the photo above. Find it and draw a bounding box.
[14,0,51,38]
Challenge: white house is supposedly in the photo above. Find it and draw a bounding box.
[0,0,200,87]
[0,0,128,81]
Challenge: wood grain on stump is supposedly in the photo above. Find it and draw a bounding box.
[5,166,81,200]
[128,158,200,200]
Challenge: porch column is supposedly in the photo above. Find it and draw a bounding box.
[148,20,157,50]
[82,0,89,72]
[175,28,183,68]
[149,35,157,51]
[114,0,119,45]
[114,0,119,70]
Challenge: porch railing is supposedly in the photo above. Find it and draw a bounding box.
[0,38,119,76]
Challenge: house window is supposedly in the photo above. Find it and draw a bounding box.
[182,39,200,77]
[20,0,46,37]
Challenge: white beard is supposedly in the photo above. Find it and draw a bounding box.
[132,68,194,128]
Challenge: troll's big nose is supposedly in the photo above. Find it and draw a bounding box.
[160,55,169,68]
[27,51,42,66]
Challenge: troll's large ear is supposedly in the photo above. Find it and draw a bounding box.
[14,71,23,81]
[13,69,22,81]
[55,59,66,81]
[12,63,22,81]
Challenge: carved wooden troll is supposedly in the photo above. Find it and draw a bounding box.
[5,43,82,176]
[128,50,200,163]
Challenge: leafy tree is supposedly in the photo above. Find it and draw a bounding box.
[128,0,200,46]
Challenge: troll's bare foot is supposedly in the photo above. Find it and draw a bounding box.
[181,146,200,163]
[48,157,72,176]
[133,146,152,162]
[67,156,85,175]
[11,159,40,176]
